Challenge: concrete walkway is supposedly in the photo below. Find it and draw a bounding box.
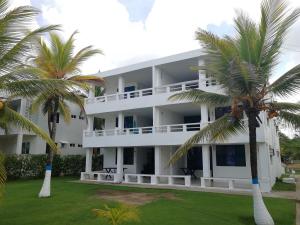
[296,176,300,225]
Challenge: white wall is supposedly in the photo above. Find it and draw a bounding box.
[159,108,183,125]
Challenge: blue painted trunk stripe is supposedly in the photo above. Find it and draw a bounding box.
[46,165,52,171]
[252,178,259,184]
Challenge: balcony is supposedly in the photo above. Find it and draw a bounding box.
[84,80,202,114]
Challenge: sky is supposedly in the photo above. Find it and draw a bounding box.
[10,0,300,136]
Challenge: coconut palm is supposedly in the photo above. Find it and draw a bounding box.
[169,0,300,224]
[93,204,140,225]
[30,31,103,197]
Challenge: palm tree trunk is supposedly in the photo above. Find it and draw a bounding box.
[248,108,274,225]
[39,111,57,198]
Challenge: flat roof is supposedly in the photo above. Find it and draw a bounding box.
[97,49,203,78]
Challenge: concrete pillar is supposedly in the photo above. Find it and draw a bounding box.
[88,84,95,98]
[198,59,206,89]
[118,76,125,93]
[115,147,124,182]
[153,107,160,126]
[258,143,272,192]
[155,146,161,175]
[118,112,124,129]
[87,116,94,131]
[200,104,208,126]
[85,148,93,172]
[202,145,211,177]
[152,66,162,88]
[16,134,23,154]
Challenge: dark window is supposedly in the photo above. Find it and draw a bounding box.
[61,143,66,148]
[21,142,30,154]
[70,143,75,147]
[50,113,60,123]
[124,116,134,128]
[187,147,202,170]
[115,147,134,165]
[115,117,118,128]
[71,115,76,119]
[78,144,82,147]
[79,116,85,120]
[216,145,246,167]
[215,106,231,119]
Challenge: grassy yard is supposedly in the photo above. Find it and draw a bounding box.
[0,178,296,225]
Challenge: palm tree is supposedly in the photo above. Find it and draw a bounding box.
[30,31,103,198]
[169,0,300,224]
[93,204,140,225]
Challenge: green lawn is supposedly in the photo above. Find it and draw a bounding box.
[0,178,296,225]
[272,179,296,192]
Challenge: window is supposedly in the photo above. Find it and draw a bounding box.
[187,147,202,169]
[78,144,82,147]
[115,147,134,165]
[50,112,59,123]
[21,142,30,154]
[215,106,231,119]
[79,116,85,120]
[70,143,75,147]
[71,115,76,119]
[216,145,246,167]
[61,143,66,148]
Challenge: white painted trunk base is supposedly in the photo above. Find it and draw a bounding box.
[39,170,51,198]
[252,184,274,225]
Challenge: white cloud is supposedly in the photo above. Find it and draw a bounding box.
[37,0,300,77]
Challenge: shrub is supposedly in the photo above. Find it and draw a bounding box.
[4,154,102,180]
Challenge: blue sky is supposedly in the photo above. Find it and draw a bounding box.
[28,0,300,88]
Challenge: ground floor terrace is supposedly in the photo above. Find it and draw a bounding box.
[81,143,283,193]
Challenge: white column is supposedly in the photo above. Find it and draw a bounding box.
[87,116,94,131]
[202,145,211,178]
[200,104,208,126]
[152,66,162,88]
[153,106,160,127]
[115,147,124,182]
[16,134,23,154]
[198,59,206,89]
[88,84,95,98]
[85,148,93,172]
[118,76,125,92]
[118,112,124,129]
[155,146,161,175]
[258,143,272,192]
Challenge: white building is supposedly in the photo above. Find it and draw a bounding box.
[0,98,86,155]
[81,49,283,192]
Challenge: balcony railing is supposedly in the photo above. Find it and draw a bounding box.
[84,122,201,137]
[85,80,200,104]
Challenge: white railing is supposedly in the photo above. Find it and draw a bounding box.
[200,177,251,190]
[80,172,118,183]
[85,80,200,104]
[154,80,199,94]
[84,122,201,137]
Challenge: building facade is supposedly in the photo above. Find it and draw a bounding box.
[0,98,86,155]
[81,50,283,192]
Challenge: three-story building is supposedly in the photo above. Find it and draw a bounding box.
[81,49,283,192]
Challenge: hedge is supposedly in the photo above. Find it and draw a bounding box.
[4,154,103,180]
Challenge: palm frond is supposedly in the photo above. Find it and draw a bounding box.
[169,115,246,164]
[269,64,300,97]
[68,75,104,85]
[269,102,300,113]
[58,100,71,124]
[169,89,231,106]
[0,105,58,152]
[278,111,300,129]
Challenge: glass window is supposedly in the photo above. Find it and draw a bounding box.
[187,147,202,169]
[115,148,134,165]
[215,106,231,119]
[216,145,246,167]
[21,142,30,154]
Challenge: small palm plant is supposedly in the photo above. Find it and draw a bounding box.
[169,0,300,224]
[93,204,140,225]
[30,31,103,198]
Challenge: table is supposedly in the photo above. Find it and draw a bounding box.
[103,167,127,179]
[180,168,197,179]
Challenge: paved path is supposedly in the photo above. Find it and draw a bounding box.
[296,176,300,225]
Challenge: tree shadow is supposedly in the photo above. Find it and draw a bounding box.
[238,216,255,225]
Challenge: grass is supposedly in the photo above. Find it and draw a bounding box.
[0,177,296,225]
[272,180,296,192]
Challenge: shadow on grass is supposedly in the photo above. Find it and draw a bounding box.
[238,216,255,225]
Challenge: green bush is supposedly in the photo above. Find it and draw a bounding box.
[4,154,102,180]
